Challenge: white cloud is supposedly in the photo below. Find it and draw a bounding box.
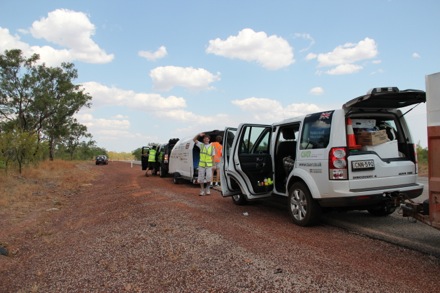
[0,27,30,51]
[0,27,73,66]
[232,97,321,121]
[0,9,115,66]
[75,82,232,151]
[29,9,114,64]
[283,103,321,118]
[149,66,220,91]
[75,82,231,149]
[370,68,384,75]
[206,28,294,70]
[75,112,130,134]
[305,52,317,61]
[325,64,363,75]
[309,37,378,75]
[412,52,421,59]
[75,111,138,148]
[138,46,167,61]
[82,81,187,111]
[94,118,131,129]
[113,114,129,119]
[294,33,315,53]
[316,38,378,67]
[310,87,324,95]
[80,81,229,129]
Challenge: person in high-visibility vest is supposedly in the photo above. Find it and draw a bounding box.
[211,135,223,186]
[193,132,215,196]
[145,145,157,177]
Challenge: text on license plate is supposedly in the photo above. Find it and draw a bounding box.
[352,160,375,170]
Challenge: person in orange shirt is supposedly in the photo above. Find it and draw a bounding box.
[211,135,223,186]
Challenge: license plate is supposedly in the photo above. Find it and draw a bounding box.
[352,160,375,171]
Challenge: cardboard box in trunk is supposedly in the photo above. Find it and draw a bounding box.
[362,140,399,158]
[356,129,389,146]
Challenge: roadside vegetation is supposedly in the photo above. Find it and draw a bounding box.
[0,49,107,174]
[417,143,428,176]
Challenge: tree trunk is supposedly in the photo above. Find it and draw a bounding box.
[49,138,54,161]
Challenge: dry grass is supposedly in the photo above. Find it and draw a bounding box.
[0,160,99,223]
[418,162,428,177]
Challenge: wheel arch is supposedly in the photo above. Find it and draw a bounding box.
[226,174,248,198]
[287,168,321,200]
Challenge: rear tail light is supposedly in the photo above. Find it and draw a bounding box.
[329,147,348,180]
[164,154,169,163]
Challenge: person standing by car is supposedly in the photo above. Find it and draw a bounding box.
[211,135,223,186]
[193,133,215,196]
[145,145,157,177]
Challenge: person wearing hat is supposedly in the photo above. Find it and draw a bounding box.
[193,133,215,196]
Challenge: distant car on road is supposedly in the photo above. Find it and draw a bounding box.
[95,155,109,165]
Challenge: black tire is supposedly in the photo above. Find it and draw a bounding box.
[159,165,167,178]
[288,182,321,227]
[173,173,180,184]
[232,194,247,205]
[367,205,396,216]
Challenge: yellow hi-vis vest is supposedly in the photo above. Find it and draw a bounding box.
[199,144,213,167]
[148,149,157,162]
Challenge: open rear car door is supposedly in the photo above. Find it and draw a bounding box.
[220,124,273,200]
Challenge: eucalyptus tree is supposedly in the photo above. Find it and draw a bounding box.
[62,121,92,160]
[0,49,92,164]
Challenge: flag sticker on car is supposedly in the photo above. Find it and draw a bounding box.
[352,159,375,171]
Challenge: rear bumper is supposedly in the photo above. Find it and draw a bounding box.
[318,186,423,208]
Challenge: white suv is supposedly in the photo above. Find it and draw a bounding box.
[220,87,426,226]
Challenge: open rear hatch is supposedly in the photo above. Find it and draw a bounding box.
[343,87,426,110]
[344,87,425,194]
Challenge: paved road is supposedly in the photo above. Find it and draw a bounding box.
[321,176,440,258]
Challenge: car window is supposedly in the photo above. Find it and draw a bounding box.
[239,126,270,154]
[352,115,402,142]
[300,111,333,149]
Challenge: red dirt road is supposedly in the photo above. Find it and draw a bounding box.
[1,161,439,292]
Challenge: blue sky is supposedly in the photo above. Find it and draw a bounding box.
[1,0,438,152]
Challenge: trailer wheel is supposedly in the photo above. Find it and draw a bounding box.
[288,182,321,226]
[173,173,180,184]
[232,194,247,205]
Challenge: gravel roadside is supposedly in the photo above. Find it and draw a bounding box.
[1,161,439,292]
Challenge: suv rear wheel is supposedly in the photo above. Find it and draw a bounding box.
[288,182,321,226]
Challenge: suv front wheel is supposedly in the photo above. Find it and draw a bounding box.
[288,182,321,226]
